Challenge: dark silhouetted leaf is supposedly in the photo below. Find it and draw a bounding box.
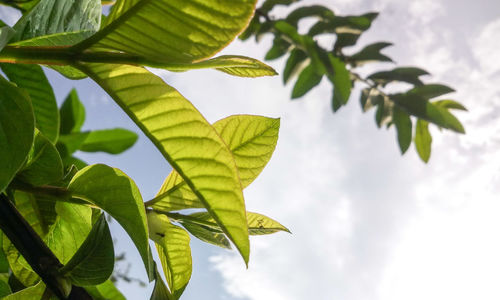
[349,42,393,65]
[292,64,323,99]
[283,49,307,84]
[393,107,412,154]
[407,84,455,99]
[368,67,429,86]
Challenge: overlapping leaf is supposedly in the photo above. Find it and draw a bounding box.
[77,63,249,264]
[152,115,280,212]
[148,212,191,299]
[68,164,152,278]
[1,63,59,143]
[76,0,257,64]
[0,75,34,193]
[85,280,126,300]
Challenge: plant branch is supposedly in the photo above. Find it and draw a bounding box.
[0,194,92,299]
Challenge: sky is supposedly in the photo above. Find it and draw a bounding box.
[2,0,500,299]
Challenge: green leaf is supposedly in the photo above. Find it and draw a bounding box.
[57,132,89,157]
[407,84,455,99]
[60,214,114,286]
[434,99,467,111]
[393,107,412,154]
[153,115,280,211]
[0,75,34,193]
[1,63,59,143]
[16,130,64,186]
[85,280,126,300]
[0,0,40,12]
[265,37,290,61]
[285,5,335,27]
[283,49,307,84]
[78,128,138,154]
[292,64,323,99]
[148,212,191,299]
[1,281,54,300]
[0,235,8,274]
[78,63,249,265]
[260,0,298,14]
[349,42,393,65]
[186,211,290,235]
[328,54,352,111]
[76,0,257,63]
[68,164,152,279]
[181,222,231,249]
[392,94,465,133]
[368,67,429,86]
[60,89,86,135]
[0,26,15,51]
[0,273,11,298]
[11,0,101,43]
[179,55,277,78]
[415,120,432,163]
[150,268,174,300]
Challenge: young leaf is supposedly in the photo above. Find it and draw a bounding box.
[1,63,59,144]
[85,280,126,300]
[11,0,101,43]
[415,120,432,163]
[283,49,307,84]
[153,115,280,212]
[328,55,352,110]
[393,107,412,154]
[16,130,64,186]
[349,42,393,65]
[434,99,467,111]
[392,94,465,133]
[292,64,323,99]
[407,84,455,99]
[181,55,277,78]
[60,214,114,286]
[0,75,35,193]
[187,211,290,235]
[78,128,138,154]
[181,222,231,249]
[148,212,191,300]
[368,67,429,86]
[265,37,291,61]
[60,89,86,135]
[77,63,249,265]
[68,164,153,279]
[76,0,257,63]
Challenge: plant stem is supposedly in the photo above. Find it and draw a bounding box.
[0,194,92,299]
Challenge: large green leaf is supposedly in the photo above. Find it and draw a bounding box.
[11,0,101,42]
[85,280,126,300]
[75,0,257,63]
[150,268,174,300]
[16,130,64,186]
[0,75,34,193]
[78,128,138,154]
[148,212,191,299]
[60,214,114,286]
[1,63,59,143]
[59,89,86,135]
[152,115,280,212]
[1,281,55,300]
[77,63,249,264]
[68,164,153,279]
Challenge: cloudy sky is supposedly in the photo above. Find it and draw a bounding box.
[2,0,500,299]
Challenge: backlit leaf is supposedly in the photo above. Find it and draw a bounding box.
[77,63,249,265]
[60,89,85,135]
[181,222,231,249]
[148,212,191,299]
[76,0,257,63]
[68,164,152,279]
[415,120,432,163]
[85,280,126,300]
[78,128,138,154]
[0,26,14,51]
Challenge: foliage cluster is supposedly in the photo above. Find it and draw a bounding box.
[0,0,465,299]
